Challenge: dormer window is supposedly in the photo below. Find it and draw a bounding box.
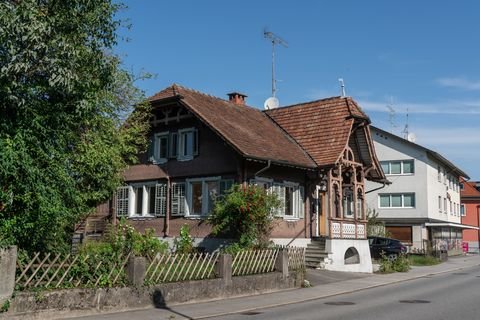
[154,132,169,163]
[178,128,198,161]
[152,128,198,163]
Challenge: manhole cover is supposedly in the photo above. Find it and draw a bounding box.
[399,300,430,304]
[453,273,468,275]
[240,311,263,316]
[324,301,356,306]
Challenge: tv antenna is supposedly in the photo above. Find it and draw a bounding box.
[386,97,397,133]
[264,29,288,97]
[402,108,415,141]
[338,78,346,97]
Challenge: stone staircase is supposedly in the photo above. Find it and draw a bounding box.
[305,237,329,269]
[71,214,110,253]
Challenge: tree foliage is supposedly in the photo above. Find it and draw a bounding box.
[0,0,150,252]
[209,184,280,249]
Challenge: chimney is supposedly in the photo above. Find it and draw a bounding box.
[227,92,247,106]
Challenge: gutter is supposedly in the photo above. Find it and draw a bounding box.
[366,182,387,194]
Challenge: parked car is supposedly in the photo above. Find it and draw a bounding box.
[368,236,407,260]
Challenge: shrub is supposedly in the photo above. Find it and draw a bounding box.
[379,252,410,273]
[209,184,281,249]
[80,219,168,257]
[173,224,195,254]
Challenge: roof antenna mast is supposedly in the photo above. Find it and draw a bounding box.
[264,29,288,98]
[338,78,346,97]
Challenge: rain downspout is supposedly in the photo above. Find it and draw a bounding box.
[254,160,271,177]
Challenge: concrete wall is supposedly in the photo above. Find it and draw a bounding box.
[2,271,303,320]
[323,239,373,273]
[0,246,17,305]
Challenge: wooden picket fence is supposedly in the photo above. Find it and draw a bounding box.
[286,246,306,271]
[14,246,305,290]
[16,251,131,289]
[144,251,220,284]
[231,248,279,276]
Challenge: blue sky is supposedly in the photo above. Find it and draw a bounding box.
[115,1,480,179]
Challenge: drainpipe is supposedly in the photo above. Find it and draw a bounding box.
[165,175,170,238]
[254,160,271,178]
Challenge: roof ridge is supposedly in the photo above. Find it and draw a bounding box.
[268,95,344,111]
[173,83,232,104]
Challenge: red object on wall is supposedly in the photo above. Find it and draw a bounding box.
[460,179,480,246]
[463,242,469,253]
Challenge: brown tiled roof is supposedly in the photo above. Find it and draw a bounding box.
[265,97,370,166]
[461,178,480,198]
[148,84,316,168]
[123,164,167,182]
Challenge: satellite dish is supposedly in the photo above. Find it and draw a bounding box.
[407,133,416,143]
[264,97,279,110]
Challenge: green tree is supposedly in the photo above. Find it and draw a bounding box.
[209,184,281,249]
[0,0,150,252]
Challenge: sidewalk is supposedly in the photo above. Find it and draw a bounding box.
[72,255,480,320]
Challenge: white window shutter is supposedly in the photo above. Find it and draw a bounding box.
[115,186,129,217]
[155,183,167,216]
[298,186,305,218]
[171,183,186,216]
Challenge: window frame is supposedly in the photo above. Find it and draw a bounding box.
[115,182,167,218]
[380,160,415,176]
[178,127,198,161]
[461,204,466,217]
[153,132,169,164]
[378,193,416,208]
[185,176,221,218]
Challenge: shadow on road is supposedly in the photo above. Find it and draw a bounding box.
[153,290,194,320]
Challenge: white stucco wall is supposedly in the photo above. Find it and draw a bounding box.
[366,128,463,225]
[323,239,373,273]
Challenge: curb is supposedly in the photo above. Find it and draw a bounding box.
[189,262,479,320]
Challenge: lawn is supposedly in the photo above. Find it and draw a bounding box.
[408,254,441,266]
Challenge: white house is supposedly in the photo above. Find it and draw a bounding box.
[366,126,474,255]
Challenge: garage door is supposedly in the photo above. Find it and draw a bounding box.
[386,226,412,243]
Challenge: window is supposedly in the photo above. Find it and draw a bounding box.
[343,187,354,218]
[153,132,169,163]
[438,196,442,213]
[438,166,441,182]
[444,198,447,214]
[115,183,167,217]
[460,183,464,190]
[269,181,305,219]
[186,177,232,217]
[461,204,466,217]
[380,160,414,175]
[379,193,415,208]
[178,128,198,160]
[151,129,198,163]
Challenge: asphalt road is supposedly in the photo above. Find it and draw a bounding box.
[208,265,480,320]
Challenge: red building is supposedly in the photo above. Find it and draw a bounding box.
[460,179,480,253]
